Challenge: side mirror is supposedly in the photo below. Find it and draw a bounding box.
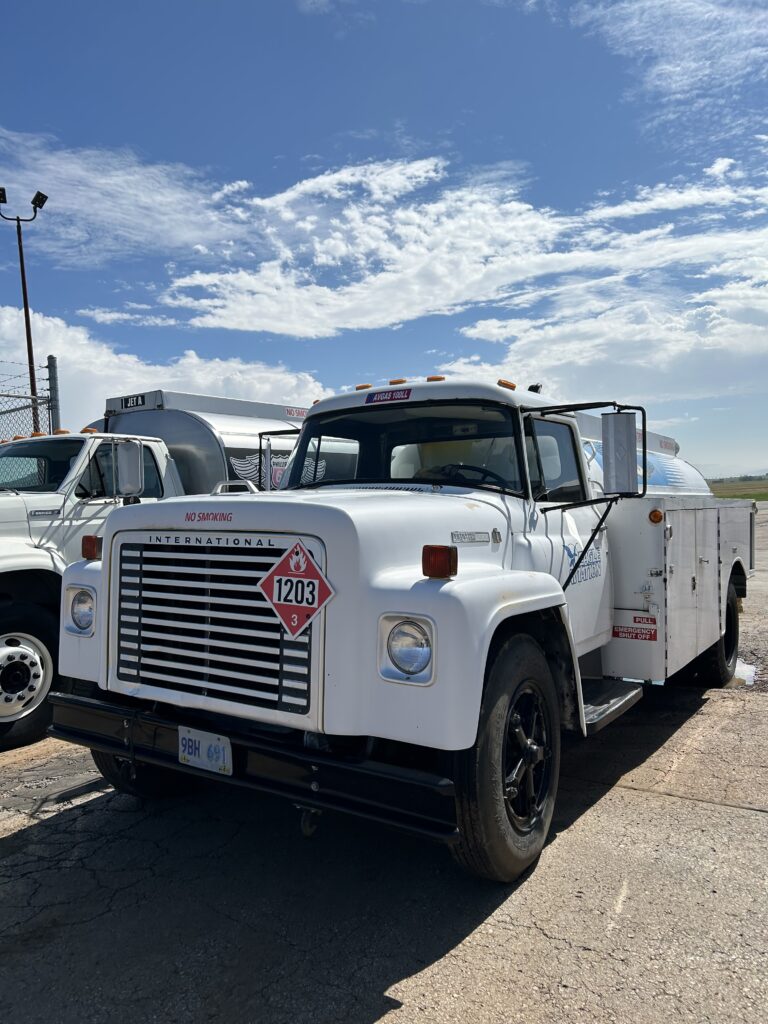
[116,440,144,497]
[601,412,641,495]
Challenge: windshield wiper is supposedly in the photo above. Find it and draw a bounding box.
[0,486,20,494]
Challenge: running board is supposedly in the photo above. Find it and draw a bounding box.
[581,678,644,735]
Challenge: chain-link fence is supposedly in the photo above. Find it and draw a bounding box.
[0,355,60,440]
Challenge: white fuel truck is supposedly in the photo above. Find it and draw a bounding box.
[0,390,303,744]
[51,379,754,881]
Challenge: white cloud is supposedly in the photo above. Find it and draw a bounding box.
[211,180,251,202]
[158,155,768,366]
[0,127,246,267]
[297,0,333,12]
[572,1,768,133]
[75,307,180,328]
[704,157,738,179]
[250,158,447,213]
[0,306,330,428]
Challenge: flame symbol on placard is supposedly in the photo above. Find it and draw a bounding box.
[289,547,307,573]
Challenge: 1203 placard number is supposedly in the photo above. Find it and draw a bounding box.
[273,576,318,606]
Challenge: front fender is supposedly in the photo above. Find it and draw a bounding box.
[324,567,569,751]
[0,542,62,576]
[59,559,104,683]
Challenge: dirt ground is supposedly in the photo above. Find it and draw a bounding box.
[737,501,766,690]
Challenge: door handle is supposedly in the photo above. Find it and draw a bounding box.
[698,557,710,564]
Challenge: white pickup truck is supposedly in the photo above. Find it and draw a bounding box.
[51,378,755,881]
[0,389,303,744]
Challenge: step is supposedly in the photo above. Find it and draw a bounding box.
[581,678,644,735]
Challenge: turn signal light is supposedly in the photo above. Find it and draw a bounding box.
[355,383,372,391]
[497,379,517,391]
[31,431,46,437]
[82,535,103,560]
[389,377,407,385]
[53,428,70,435]
[81,427,98,434]
[12,434,26,440]
[426,375,445,382]
[648,509,664,525]
[422,545,458,579]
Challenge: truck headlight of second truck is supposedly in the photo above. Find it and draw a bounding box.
[68,588,96,635]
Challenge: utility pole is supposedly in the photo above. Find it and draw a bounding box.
[0,189,48,433]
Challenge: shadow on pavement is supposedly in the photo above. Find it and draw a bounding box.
[553,683,707,835]
[0,685,707,1024]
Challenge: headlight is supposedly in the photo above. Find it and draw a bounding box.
[71,590,95,632]
[387,620,432,676]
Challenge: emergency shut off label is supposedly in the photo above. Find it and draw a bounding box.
[612,615,658,642]
[258,541,335,638]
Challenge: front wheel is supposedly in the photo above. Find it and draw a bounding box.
[0,604,58,747]
[451,635,561,883]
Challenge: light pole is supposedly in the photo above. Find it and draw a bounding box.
[0,188,48,432]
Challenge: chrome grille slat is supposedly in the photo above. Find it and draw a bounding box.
[122,549,283,564]
[119,613,307,643]
[120,602,281,625]
[116,538,312,715]
[120,630,309,660]
[120,588,270,607]
[122,577,271,595]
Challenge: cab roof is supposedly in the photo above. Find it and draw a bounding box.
[307,378,552,418]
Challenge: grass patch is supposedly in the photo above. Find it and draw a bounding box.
[709,481,768,501]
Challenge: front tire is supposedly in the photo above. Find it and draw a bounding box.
[452,635,561,883]
[0,603,58,747]
[92,750,196,799]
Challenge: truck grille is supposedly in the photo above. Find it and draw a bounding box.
[116,539,311,715]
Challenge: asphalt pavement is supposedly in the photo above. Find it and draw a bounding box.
[1,681,766,1024]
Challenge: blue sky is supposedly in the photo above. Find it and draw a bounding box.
[0,0,766,475]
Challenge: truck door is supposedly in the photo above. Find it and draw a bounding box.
[56,441,165,564]
[523,415,613,654]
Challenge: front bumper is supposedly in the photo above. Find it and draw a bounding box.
[49,692,459,844]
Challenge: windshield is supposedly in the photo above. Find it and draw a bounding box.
[282,400,524,494]
[0,439,85,493]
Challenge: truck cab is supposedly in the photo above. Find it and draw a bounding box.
[52,378,754,881]
[0,431,180,745]
[0,390,304,746]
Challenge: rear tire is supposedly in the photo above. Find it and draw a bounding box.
[92,750,196,799]
[451,635,561,883]
[0,604,58,748]
[693,581,739,687]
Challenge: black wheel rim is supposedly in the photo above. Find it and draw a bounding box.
[502,682,553,834]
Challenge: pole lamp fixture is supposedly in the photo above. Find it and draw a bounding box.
[0,188,49,432]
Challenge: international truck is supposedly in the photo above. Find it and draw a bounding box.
[50,378,755,881]
[0,389,304,744]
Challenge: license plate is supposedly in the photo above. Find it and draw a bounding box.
[178,726,233,776]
